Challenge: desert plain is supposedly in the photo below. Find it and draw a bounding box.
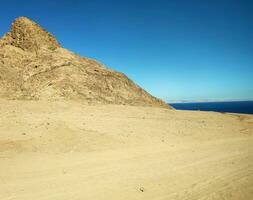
[0,100,253,200]
[1,17,253,200]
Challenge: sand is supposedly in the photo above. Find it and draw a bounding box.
[0,100,253,200]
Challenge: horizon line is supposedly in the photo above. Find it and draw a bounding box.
[167,99,253,104]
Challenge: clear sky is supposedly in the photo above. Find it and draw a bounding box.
[1,0,252,102]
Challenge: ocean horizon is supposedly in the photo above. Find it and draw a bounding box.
[170,101,253,115]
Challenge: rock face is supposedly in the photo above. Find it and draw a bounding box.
[0,17,170,108]
[0,17,60,52]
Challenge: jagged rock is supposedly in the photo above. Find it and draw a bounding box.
[0,17,171,108]
[0,17,60,52]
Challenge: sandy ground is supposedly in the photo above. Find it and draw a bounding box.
[0,100,253,200]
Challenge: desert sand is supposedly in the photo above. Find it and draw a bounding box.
[0,100,253,200]
[1,16,253,200]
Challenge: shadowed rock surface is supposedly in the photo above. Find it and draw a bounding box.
[0,17,170,108]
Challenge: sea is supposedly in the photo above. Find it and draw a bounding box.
[170,101,253,115]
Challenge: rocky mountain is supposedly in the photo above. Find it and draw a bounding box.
[0,17,171,108]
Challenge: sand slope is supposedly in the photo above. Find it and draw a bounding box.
[0,100,253,200]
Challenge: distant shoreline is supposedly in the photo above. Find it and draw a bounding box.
[170,101,253,115]
[168,100,253,104]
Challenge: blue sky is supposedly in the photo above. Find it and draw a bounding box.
[1,0,252,102]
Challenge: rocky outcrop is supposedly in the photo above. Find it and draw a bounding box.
[0,17,60,52]
[0,17,171,108]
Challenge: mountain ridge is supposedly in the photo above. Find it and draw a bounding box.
[0,17,171,108]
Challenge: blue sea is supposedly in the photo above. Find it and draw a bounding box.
[170,101,253,115]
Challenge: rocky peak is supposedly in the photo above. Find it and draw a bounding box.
[0,17,171,109]
[0,17,60,52]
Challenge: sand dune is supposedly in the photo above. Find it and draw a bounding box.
[0,100,253,200]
